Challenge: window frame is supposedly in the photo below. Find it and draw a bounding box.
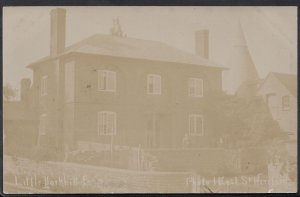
[41,75,48,96]
[98,111,117,136]
[282,95,290,111]
[147,74,161,95]
[98,70,116,92]
[189,114,204,136]
[188,77,203,98]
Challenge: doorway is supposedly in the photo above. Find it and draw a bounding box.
[146,113,160,148]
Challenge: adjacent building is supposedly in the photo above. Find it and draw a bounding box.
[256,72,297,158]
[257,72,297,137]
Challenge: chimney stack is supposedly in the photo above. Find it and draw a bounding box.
[50,8,66,56]
[195,30,209,59]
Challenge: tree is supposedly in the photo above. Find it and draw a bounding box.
[203,92,287,148]
[200,93,289,176]
[3,83,17,101]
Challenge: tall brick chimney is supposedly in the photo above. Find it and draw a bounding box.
[195,30,209,59]
[50,8,66,56]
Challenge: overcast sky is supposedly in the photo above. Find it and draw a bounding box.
[3,6,297,95]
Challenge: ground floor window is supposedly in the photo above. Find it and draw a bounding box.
[98,111,116,135]
[189,114,204,136]
[282,95,290,111]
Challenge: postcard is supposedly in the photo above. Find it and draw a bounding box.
[3,6,297,193]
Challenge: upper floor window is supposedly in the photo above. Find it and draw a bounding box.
[41,76,48,96]
[98,111,116,136]
[147,74,161,95]
[282,95,290,111]
[98,70,116,92]
[189,114,204,136]
[188,78,203,97]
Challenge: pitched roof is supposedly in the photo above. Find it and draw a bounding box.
[28,34,225,69]
[271,72,297,97]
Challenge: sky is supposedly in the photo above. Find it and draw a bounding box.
[3,6,297,96]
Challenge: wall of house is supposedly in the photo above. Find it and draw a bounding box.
[63,59,76,150]
[30,53,223,152]
[70,54,223,149]
[32,61,55,146]
[31,59,68,153]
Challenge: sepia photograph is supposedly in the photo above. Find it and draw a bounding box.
[3,6,297,193]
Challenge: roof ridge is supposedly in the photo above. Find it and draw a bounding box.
[271,72,297,97]
[28,33,226,69]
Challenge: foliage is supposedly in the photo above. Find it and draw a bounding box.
[204,93,287,149]
[3,83,18,101]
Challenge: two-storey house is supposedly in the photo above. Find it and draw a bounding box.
[25,8,225,154]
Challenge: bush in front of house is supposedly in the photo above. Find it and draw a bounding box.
[204,93,287,149]
[33,144,65,162]
[66,150,127,168]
